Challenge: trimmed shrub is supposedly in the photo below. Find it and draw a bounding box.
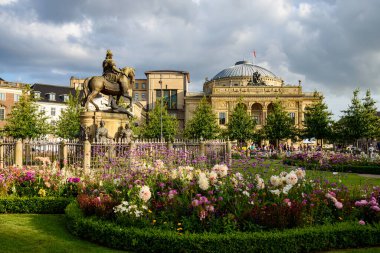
[66,201,380,253]
[0,197,71,214]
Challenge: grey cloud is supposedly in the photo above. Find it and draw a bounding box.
[0,0,379,117]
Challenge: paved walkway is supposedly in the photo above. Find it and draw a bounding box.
[358,174,380,179]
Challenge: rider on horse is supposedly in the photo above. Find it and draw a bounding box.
[102,49,126,95]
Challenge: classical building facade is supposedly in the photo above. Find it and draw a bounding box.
[185,61,321,131]
[0,80,26,128]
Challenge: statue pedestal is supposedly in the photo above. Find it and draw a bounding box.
[80,111,130,142]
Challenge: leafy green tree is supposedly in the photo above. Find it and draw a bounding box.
[339,89,367,146]
[184,97,220,139]
[55,91,83,139]
[264,100,297,148]
[4,86,50,139]
[362,89,380,142]
[227,101,256,144]
[143,98,178,140]
[303,94,333,145]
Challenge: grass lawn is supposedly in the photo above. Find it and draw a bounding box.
[0,214,126,253]
[232,158,380,190]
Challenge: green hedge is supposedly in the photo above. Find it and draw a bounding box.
[283,160,380,174]
[0,197,71,214]
[65,201,380,253]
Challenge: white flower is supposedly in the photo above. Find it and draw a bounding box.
[283,184,293,195]
[139,185,152,202]
[242,190,250,197]
[256,177,265,190]
[234,172,244,181]
[286,172,298,185]
[170,169,178,179]
[270,175,281,187]
[154,159,165,170]
[294,168,306,179]
[198,172,210,191]
[212,164,228,177]
[270,189,281,196]
[209,171,218,185]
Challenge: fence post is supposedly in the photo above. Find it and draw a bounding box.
[227,140,232,167]
[167,141,173,151]
[15,139,23,167]
[200,140,205,157]
[83,140,91,171]
[60,140,68,168]
[0,138,3,169]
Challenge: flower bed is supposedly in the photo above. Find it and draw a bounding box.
[283,152,380,174]
[66,201,380,253]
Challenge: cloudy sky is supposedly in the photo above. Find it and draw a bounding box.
[1,0,380,119]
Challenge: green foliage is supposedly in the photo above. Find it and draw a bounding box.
[66,201,380,253]
[227,101,256,143]
[303,94,333,144]
[0,197,71,214]
[4,86,50,139]
[184,96,220,139]
[264,100,297,147]
[362,90,380,140]
[55,91,83,139]
[142,98,178,140]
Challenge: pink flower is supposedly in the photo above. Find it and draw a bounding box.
[370,205,380,212]
[283,198,292,207]
[359,220,366,225]
[334,201,343,209]
[192,199,199,207]
[355,200,368,207]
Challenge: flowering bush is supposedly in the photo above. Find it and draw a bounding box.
[71,160,380,233]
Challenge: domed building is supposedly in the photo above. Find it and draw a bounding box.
[185,60,321,133]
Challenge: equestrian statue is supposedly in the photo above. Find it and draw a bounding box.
[82,50,135,117]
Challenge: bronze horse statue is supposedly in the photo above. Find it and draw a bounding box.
[82,67,135,112]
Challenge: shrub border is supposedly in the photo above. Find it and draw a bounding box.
[0,197,71,214]
[65,201,380,253]
[283,160,380,175]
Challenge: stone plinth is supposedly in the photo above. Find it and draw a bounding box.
[80,111,130,142]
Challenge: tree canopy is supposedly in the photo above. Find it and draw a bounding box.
[142,98,178,141]
[227,101,256,144]
[55,91,83,139]
[4,86,50,139]
[302,94,333,145]
[263,100,297,147]
[184,97,220,139]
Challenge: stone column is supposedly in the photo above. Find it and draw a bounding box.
[0,138,3,169]
[83,140,91,171]
[15,139,23,167]
[199,140,205,157]
[226,140,232,167]
[60,140,68,168]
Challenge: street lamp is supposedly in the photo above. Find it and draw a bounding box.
[159,76,163,142]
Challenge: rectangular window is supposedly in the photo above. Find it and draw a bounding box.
[63,95,69,102]
[141,93,146,101]
[51,107,56,116]
[14,94,20,102]
[142,83,146,89]
[289,112,296,124]
[156,89,177,109]
[219,112,226,125]
[170,90,177,109]
[134,92,139,101]
[0,108,4,120]
[135,82,139,89]
[0,93,5,100]
[34,92,40,99]
[49,93,56,101]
